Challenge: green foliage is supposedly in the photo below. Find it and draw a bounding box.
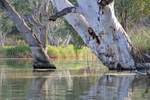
[68,0,78,6]
[0,44,93,58]
[0,47,7,57]
[63,19,84,48]
[6,45,31,57]
[9,0,32,15]
[0,17,13,34]
[47,45,92,58]
[115,0,150,27]
[0,5,20,37]
[129,29,150,52]
[48,45,76,57]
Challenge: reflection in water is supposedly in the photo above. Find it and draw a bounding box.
[28,70,55,100]
[0,69,5,85]
[80,74,135,100]
[28,70,75,100]
[0,59,150,100]
[27,71,150,100]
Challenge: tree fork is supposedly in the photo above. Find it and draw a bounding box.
[0,0,56,69]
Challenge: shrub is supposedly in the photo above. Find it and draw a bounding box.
[6,45,30,57]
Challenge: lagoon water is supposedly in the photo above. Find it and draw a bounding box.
[0,58,150,100]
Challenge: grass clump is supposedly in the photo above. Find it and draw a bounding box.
[6,45,31,58]
[0,44,94,58]
[48,45,76,58]
[47,45,94,58]
[129,29,150,53]
[0,46,8,57]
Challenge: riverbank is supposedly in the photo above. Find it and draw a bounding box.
[0,29,149,59]
[0,45,95,59]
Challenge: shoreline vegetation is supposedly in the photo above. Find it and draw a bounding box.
[0,29,149,60]
[0,45,97,59]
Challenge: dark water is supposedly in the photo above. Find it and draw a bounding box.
[0,58,150,100]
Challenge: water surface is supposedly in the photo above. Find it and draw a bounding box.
[0,58,150,100]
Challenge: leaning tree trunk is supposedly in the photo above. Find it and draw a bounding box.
[0,0,56,69]
[50,0,137,70]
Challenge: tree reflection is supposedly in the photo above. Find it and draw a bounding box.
[28,70,56,100]
[27,70,150,100]
[80,72,150,100]
[0,68,5,86]
[28,69,75,100]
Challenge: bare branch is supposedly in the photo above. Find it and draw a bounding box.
[23,15,42,34]
[29,0,42,26]
[39,0,49,23]
[49,7,80,21]
[50,0,113,22]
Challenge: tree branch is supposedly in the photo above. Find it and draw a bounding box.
[49,0,114,21]
[23,15,42,34]
[49,7,81,21]
[97,0,114,7]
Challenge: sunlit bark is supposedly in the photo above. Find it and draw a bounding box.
[50,0,137,70]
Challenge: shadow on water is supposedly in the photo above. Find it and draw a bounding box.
[0,58,150,100]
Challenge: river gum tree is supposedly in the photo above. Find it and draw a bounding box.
[0,0,56,69]
[0,0,149,70]
[49,0,149,70]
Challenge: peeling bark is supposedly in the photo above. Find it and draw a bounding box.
[50,0,138,70]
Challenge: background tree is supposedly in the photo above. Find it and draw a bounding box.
[0,11,13,46]
[0,0,56,69]
[115,0,150,30]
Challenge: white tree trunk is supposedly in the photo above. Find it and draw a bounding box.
[50,0,136,70]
